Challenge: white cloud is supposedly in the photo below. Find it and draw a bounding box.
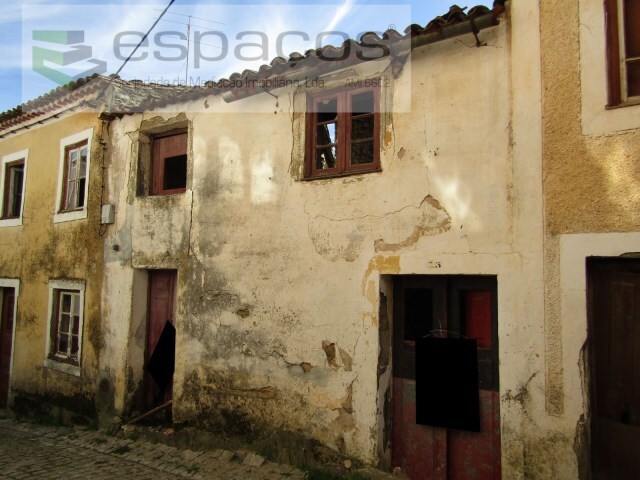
[323,0,355,34]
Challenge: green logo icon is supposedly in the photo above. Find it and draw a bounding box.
[32,30,107,85]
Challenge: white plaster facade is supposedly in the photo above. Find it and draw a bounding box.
[97,3,549,476]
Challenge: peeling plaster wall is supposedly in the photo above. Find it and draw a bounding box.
[101,5,545,473]
[540,0,640,478]
[0,112,105,415]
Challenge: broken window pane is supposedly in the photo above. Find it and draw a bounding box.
[61,294,71,314]
[58,333,69,354]
[163,154,187,190]
[317,123,337,146]
[350,141,374,165]
[317,146,337,169]
[71,336,79,356]
[60,313,70,333]
[317,97,338,123]
[79,147,87,178]
[352,115,374,140]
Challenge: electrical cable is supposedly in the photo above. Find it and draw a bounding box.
[114,0,177,78]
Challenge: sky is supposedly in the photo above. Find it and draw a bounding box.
[0,1,489,113]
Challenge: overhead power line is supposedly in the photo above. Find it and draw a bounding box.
[114,0,177,78]
[153,8,225,26]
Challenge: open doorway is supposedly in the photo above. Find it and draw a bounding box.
[144,270,177,414]
[588,257,640,479]
[0,284,17,408]
[389,275,500,480]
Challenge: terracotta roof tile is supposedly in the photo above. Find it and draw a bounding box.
[0,3,504,133]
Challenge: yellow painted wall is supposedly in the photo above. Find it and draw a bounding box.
[540,0,640,477]
[541,0,640,235]
[0,111,105,414]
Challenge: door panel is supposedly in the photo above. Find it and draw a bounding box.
[589,259,640,479]
[145,270,177,410]
[0,287,15,408]
[392,275,500,480]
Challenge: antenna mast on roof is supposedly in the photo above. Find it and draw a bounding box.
[185,15,191,86]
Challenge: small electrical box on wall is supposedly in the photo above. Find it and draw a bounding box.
[101,204,115,224]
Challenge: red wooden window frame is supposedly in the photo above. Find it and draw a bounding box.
[151,129,188,196]
[2,159,24,219]
[605,0,640,105]
[50,289,82,365]
[59,140,88,212]
[305,85,380,179]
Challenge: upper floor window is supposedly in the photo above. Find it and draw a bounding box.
[151,129,187,195]
[60,141,88,211]
[0,149,28,227]
[305,86,380,179]
[605,0,640,105]
[54,128,93,223]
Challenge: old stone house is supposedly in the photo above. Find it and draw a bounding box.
[4,0,638,478]
[0,80,109,420]
[96,3,545,479]
[0,77,182,418]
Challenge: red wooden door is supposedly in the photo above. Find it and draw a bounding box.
[145,270,177,409]
[0,288,16,408]
[589,258,640,479]
[392,276,500,480]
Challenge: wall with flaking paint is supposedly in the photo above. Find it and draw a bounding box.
[99,4,548,474]
[0,112,105,417]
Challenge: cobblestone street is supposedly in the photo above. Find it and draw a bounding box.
[0,418,305,479]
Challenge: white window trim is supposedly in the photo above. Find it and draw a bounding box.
[0,278,19,400]
[579,0,640,134]
[559,232,640,429]
[44,279,85,376]
[0,149,28,228]
[53,128,93,224]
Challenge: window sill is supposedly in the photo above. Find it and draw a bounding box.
[303,167,382,181]
[150,189,187,196]
[53,208,87,224]
[0,217,23,228]
[44,357,80,377]
[606,98,640,110]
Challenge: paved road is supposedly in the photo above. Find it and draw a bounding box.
[0,418,305,479]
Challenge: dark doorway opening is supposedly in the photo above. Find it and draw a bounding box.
[144,270,177,418]
[0,287,15,408]
[391,275,501,480]
[588,257,640,479]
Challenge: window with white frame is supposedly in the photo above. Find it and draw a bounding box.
[54,129,93,223]
[45,279,85,376]
[0,149,28,227]
[60,141,88,211]
[605,0,640,105]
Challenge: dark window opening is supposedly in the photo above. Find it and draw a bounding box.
[151,130,187,195]
[2,161,24,219]
[163,155,187,191]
